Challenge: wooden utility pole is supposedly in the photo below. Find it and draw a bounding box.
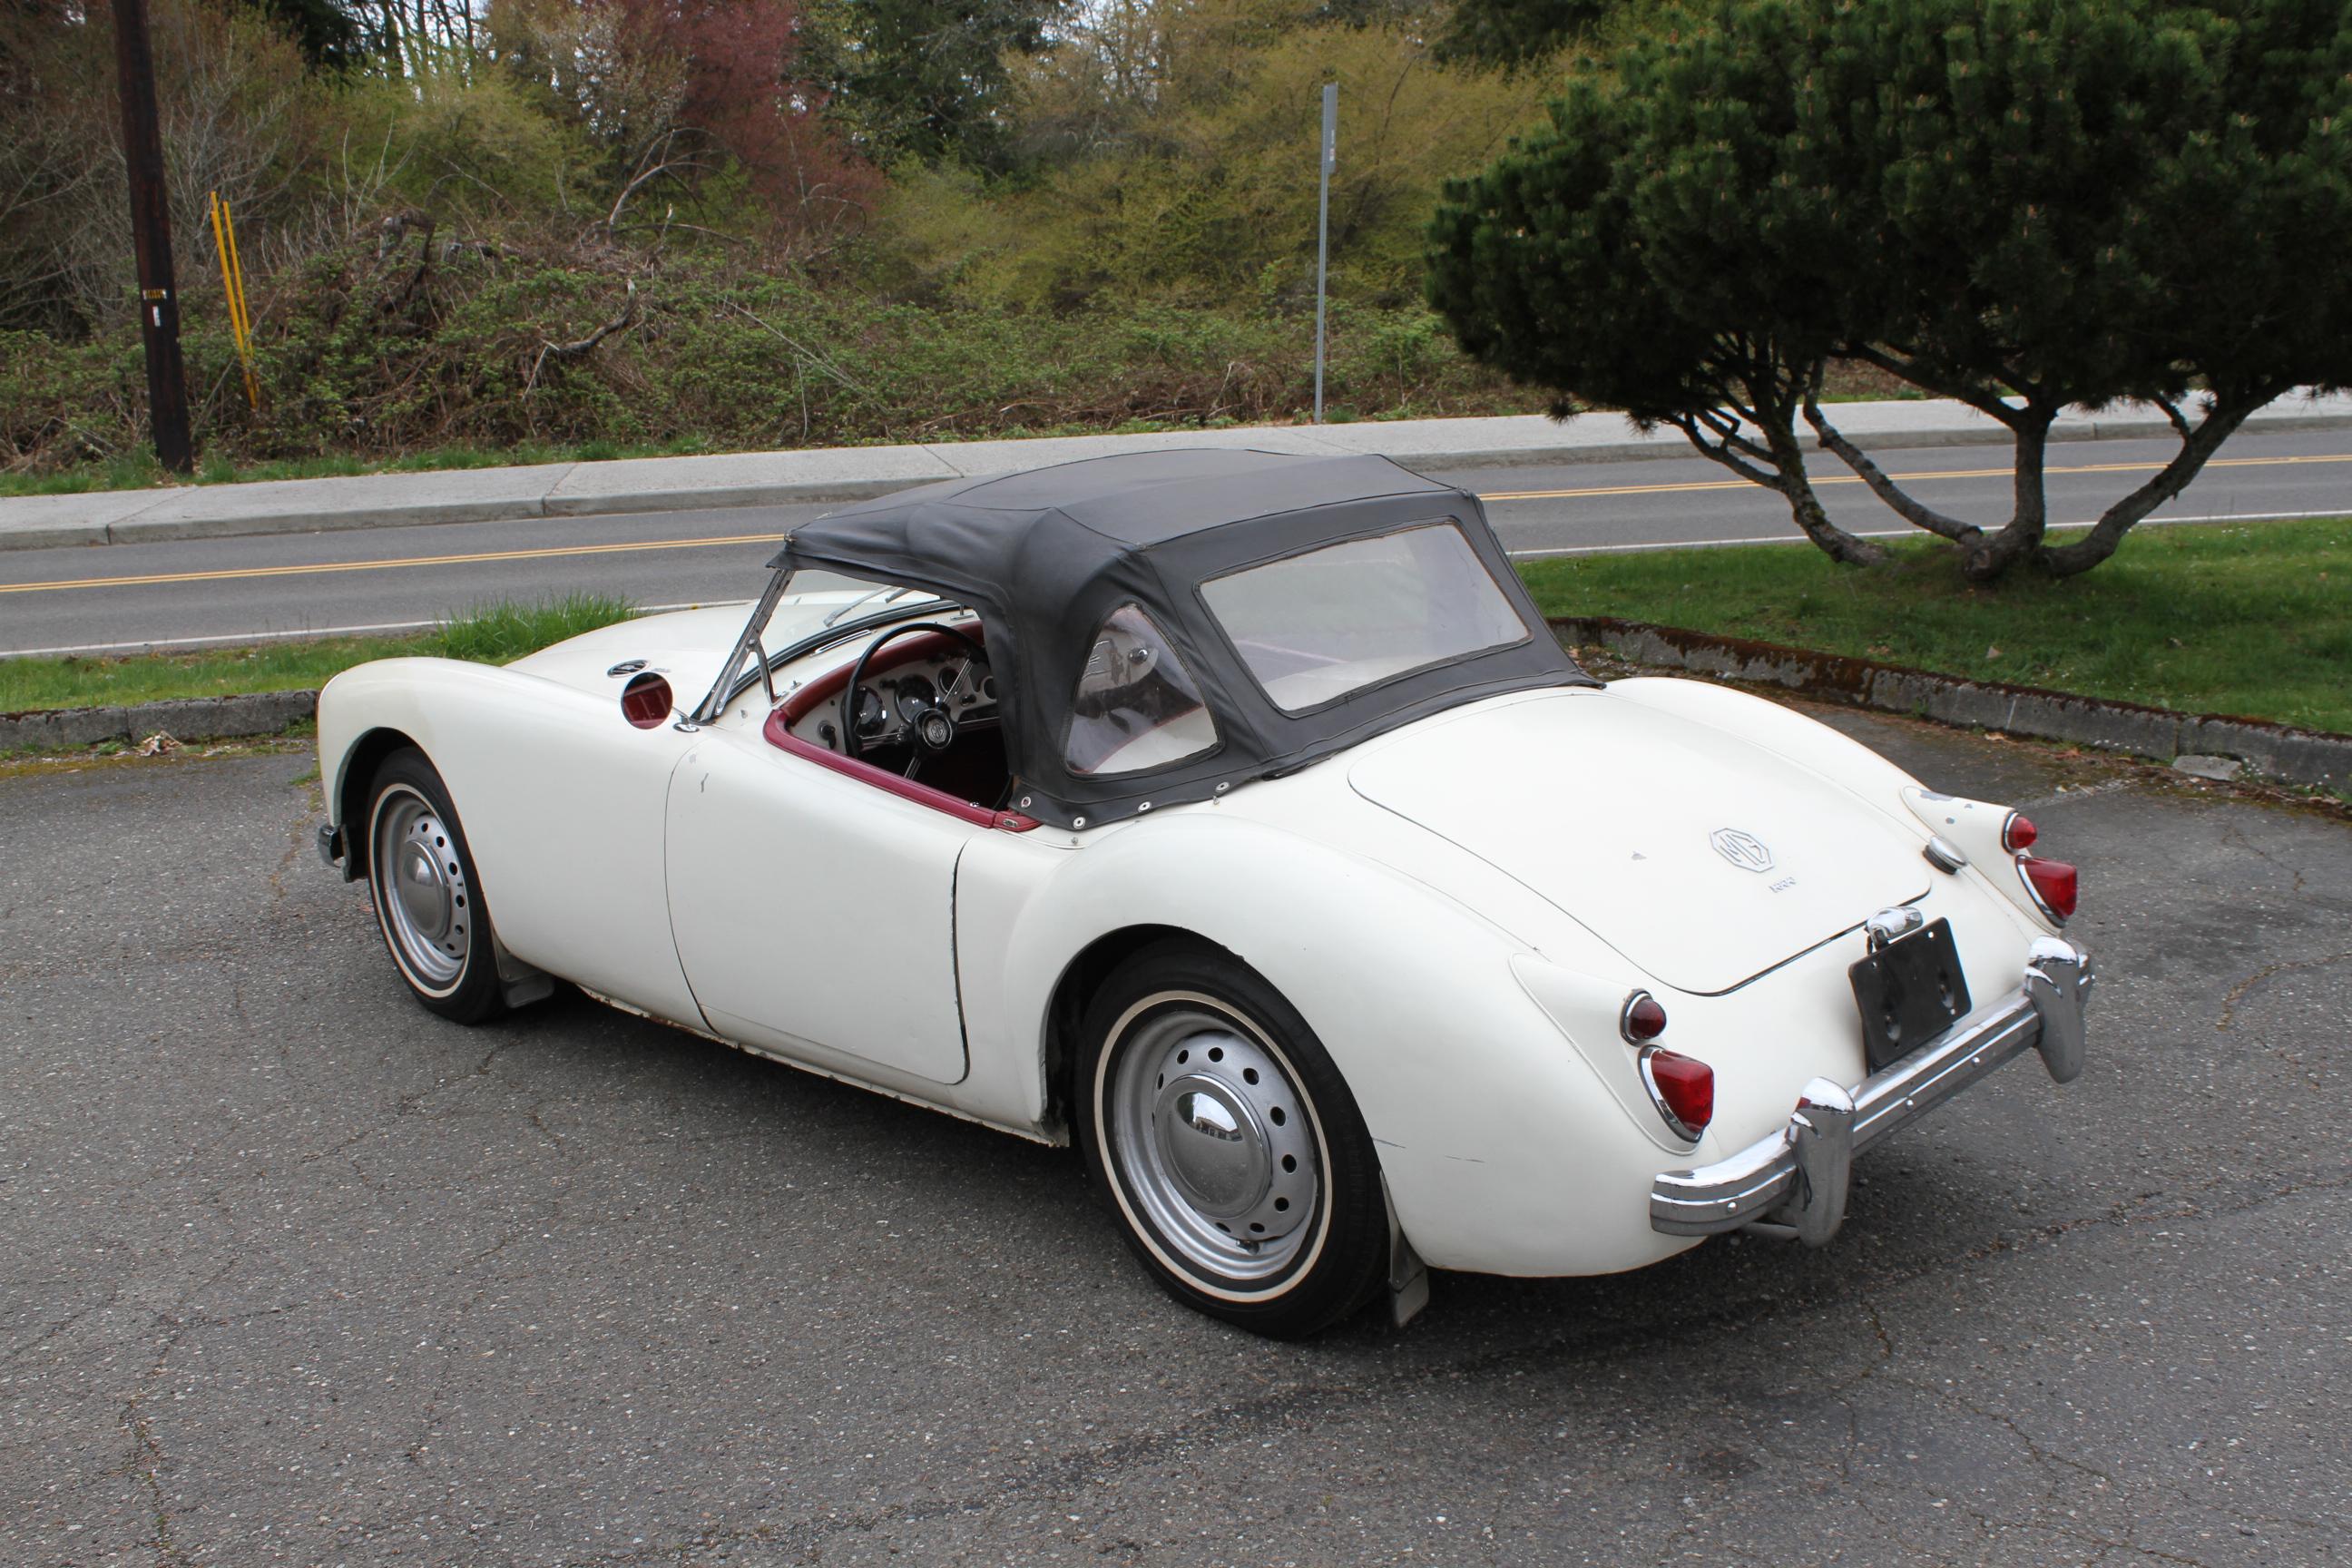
[111,0,192,473]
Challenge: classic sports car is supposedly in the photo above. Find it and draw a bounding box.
[315,449,2092,1337]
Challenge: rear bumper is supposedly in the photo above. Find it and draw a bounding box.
[1650,937,2092,1244]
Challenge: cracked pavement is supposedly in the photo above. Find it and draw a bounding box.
[1,710,2346,1567]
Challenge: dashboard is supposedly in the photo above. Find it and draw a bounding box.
[783,646,1001,755]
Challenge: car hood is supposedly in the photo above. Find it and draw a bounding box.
[1347,689,1927,995]
[505,604,751,702]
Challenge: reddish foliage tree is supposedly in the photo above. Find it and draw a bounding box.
[615,0,876,243]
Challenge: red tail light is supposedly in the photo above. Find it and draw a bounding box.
[1640,1047,1714,1142]
[1620,990,1668,1044]
[2019,857,2078,922]
[2002,811,2037,853]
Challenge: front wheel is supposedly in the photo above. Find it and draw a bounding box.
[1076,941,1389,1338]
[364,748,505,1024]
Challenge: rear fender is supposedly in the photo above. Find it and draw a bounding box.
[960,813,1691,1277]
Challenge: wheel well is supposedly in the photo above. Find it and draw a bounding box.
[336,727,420,877]
[1043,924,1225,1133]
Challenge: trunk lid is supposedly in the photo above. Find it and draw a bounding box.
[1348,690,1927,994]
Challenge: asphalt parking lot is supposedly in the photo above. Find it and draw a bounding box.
[3,710,2346,1567]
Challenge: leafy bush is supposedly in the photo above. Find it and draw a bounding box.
[875,0,1554,313]
[2,255,1530,474]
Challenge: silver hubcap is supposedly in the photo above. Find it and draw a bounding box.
[1109,1005,1322,1284]
[372,789,470,990]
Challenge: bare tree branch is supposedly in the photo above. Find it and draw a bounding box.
[527,283,640,392]
[2038,385,2290,575]
[1667,412,1785,489]
[1845,345,2030,430]
[1803,397,1984,545]
[2151,395,2194,443]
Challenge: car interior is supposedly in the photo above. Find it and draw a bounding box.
[766,619,1014,810]
[760,598,1222,818]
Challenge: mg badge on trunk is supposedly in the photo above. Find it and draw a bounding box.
[1710,828,1774,873]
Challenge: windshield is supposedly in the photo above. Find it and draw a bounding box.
[695,567,960,721]
[1200,522,1534,714]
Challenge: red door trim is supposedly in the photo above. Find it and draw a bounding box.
[761,704,1039,832]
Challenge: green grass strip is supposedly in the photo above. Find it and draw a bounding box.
[1522,516,2352,736]
[0,593,635,713]
[7,520,2348,739]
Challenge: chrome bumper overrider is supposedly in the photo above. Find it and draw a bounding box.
[1650,937,2092,1246]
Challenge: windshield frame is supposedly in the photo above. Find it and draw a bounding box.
[690,566,958,724]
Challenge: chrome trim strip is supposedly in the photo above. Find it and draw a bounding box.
[1650,940,2091,1240]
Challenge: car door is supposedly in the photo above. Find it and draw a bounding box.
[662,726,983,1084]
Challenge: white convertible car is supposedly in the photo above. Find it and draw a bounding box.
[316,449,2091,1337]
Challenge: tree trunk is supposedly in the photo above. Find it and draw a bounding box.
[1763,421,1886,566]
[2034,389,2281,576]
[1958,406,2057,581]
[1665,395,1888,567]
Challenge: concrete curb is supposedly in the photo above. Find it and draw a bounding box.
[6,390,2349,553]
[0,689,318,752]
[1551,615,2352,789]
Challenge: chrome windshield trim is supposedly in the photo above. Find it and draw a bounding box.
[691,568,958,724]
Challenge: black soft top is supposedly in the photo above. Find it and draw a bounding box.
[769,448,1590,827]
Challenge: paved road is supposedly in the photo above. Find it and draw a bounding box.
[3,429,2347,656]
[3,716,2346,1566]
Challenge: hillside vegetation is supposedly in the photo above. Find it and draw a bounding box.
[1,0,1652,475]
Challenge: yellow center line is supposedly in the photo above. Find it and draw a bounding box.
[2,449,2345,596]
[1479,449,2352,502]
[0,532,781,596]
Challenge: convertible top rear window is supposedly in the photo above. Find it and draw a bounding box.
[1200,524,1534,714]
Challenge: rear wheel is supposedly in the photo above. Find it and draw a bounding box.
[1076,941,1388,1338]
[365,748,504,1024]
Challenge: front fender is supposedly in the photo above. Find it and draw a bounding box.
[318,656,702,1022]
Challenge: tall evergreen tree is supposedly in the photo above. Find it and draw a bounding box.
[810,0,1065,170]
[243,0,366,67]
[1433,0,1614,71]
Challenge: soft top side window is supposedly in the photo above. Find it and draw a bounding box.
[1200,521,1533,715]
[1064,605,1220,777]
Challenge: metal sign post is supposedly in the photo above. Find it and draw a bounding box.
[1312,83,1337,425]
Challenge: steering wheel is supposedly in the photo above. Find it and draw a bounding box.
[839,622,991,776]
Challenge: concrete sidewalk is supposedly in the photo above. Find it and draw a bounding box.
[8,389,2350,553]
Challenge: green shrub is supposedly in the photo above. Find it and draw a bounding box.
[2,257,1534,476]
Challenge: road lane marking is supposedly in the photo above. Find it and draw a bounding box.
[0,603,730,660]
[1,509,2332,655]
[0,449,2344,598]
[0,532,779,595]
[1479,450,2352,502]
[1502,509,2347,559]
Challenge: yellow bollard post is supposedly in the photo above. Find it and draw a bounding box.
[208,190,260,410]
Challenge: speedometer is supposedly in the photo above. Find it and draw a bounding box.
[892,673,936,724]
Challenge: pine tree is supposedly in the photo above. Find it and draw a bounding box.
[1427,0,2352,578]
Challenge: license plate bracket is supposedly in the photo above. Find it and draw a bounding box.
[1849,918,1971,1073]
